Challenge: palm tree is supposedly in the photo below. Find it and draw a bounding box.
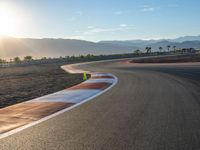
[149,47,152,53]
[159,47,163,53]
[145,47,151,54]
[167,45,171,52]
[145,47,148,54]
[173,46,176,53]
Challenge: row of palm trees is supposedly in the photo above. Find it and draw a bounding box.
[146,45,177,53]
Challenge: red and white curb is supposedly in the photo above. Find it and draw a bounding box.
[0,63,118,139]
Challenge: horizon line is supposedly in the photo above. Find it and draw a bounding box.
[0,34,200,42]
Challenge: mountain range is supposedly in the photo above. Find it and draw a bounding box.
[0,35,200,59]
[99,35,200,51]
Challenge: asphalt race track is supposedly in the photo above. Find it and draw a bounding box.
[1,59,200,150]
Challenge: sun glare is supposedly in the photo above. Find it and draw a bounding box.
[0,4,20,36]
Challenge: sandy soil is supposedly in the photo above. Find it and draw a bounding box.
[0,63,84,108]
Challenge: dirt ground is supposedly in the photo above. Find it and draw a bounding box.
[131,53,200,63]
[0,63,84,108]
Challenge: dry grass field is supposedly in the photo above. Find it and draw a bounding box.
[0,63,84,108]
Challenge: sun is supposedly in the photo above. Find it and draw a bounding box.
[0,5,20,36]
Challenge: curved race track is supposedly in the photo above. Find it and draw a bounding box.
[1,59,200,150]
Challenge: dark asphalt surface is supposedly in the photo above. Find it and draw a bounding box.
[1,60,200,150]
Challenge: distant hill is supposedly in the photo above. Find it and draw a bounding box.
[170,35,200,42]
[0,37,137,59]
[99,35,200,51]
[1,35,200,59]
[99,40,160,47]
[100,35,200,47]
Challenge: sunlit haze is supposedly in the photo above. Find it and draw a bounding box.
[0,0,200,41]
[0,2,23,36]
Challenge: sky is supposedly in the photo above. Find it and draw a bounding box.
[0,0,200,41]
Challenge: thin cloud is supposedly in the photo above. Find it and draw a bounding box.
[84,28,107,35]
[64,24,136,41]
[119,24,128,27]
[84,25,135,35]
[167,4,179,8]
[140,5,157,12]
[114,11,123,15]
[87,26,95,29]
